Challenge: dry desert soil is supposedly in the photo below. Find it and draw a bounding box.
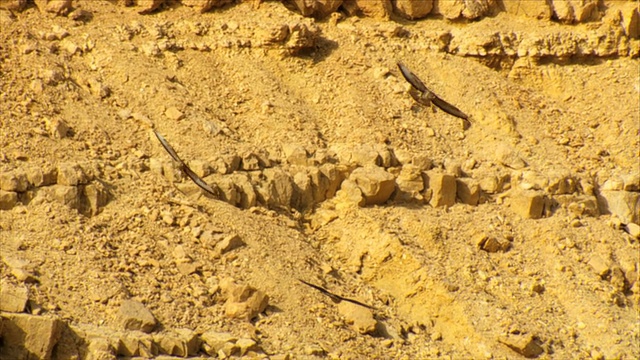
[0,0,639,359]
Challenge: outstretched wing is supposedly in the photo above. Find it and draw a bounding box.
[398,62,470,122]
[154,130,219,198]
[298,279,342,303]
[181,164,219,198]
[431,95,469,120]
[397,62,428,93]
[154,130,183,163]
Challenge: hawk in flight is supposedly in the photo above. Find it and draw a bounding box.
[153,130,220,198]
[397,62,469,123]
[298,279,375,310]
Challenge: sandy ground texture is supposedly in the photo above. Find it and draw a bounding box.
[0,0,639,359]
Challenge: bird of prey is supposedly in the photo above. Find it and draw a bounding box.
[298,279,375,310]
[397,62,469,122]
[153,129,219,198]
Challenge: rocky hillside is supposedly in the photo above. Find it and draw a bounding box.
[0,0,638,359]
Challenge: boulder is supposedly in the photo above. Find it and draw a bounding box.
[502,0,552,20]
[290,0,343,18]
[57,163,89,186]
[117,300,157,333]
[550,0,600,23]
[45,118,70,139]
[52,185,80,209]
[36,0,72,15]
[393,0,433,20]
[25,166,57,188]
[337,301,377,334]
[80,183,109,216]
[330,144,381,167]
[229,173,257,209]
[0,0,27,12]
[200,331,237,357]
[117,331,157,357]
[349,166,395,205]
[137,0,164,14]
[0,281,28,312]
[214,234,245,256]
[434,0,497,20]
[154,329,200,357]
[494,144,527,169]
[597,190,639,224]
[0,190,18,210]
[219,278,269,321]
[0,313,62,360]
[425,171,456,208]
[457,178,480,205]
[342,0,392,18]
[0,170,29,192]
[182,0,233,13]
[509,190,545,219]
[260,168,295,209]
[285,23,320,54]
[282,144,309,166]
[396,165,424,193]
[334,179,365,210]
[619,3,640,38]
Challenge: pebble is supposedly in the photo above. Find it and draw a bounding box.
[570,219,583,227]
[165,106,185,121]
[430,331,443,341]
[68,8,92,21]
[499,333,544,358]
[623,223,640,239]
[45,118,70,139]
[373,66,390,79]
[117,109,132,120]
[588,255,610,278]
[176,262,198,276]
[304,344,325,356]
[531,280,546,294]
[161,211,175,226]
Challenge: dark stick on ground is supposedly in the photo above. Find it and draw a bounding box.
[298,279,376,310]
[397,62,470,124]
[153,130,219,198]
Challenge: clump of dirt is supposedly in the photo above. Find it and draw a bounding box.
[0,1,638,359]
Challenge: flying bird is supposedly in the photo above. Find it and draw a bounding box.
[298,279,375,310]
[153,130,219,198]
[397,62,470,123]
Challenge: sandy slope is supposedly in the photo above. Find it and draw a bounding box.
[0,1,638,359]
